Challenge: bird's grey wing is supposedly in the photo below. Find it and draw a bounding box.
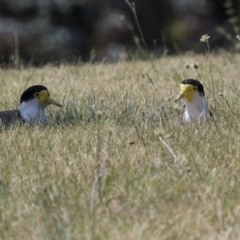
[0,110,21,124]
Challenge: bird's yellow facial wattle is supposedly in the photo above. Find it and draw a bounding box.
[35,90,63,107]
[175,84,198,102]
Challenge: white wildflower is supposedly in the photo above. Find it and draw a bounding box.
[200,34,210,43]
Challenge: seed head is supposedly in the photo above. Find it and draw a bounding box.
[154,130,162,137]
[96,111,102,119]
[193,62,198,69]
[200,34,210,43]
[108,129,113,137]
[184,63,190,69]
[128,141,135,146]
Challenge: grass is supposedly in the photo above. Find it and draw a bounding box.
[0,52,240,239]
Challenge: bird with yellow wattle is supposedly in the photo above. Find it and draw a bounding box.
[0,85,62,126]
[175,79,211,122]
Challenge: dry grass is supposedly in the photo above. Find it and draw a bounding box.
[1,52,240,239]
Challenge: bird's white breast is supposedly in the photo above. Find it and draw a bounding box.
[182,91,210,122]
[19,98,49,125]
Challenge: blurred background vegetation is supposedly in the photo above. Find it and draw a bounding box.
[0,0,239,66]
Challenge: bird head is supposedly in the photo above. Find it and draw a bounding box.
[20,85,63,108]
[19,85,62,125]
[175,79,204,102]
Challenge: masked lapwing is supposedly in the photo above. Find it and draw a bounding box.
[0,85,62,125]
[175,79,211,122]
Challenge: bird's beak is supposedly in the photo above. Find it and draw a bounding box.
[47,97,63,107]
[175,91,185,102]
[39,90,63,107]
[175,84,195,102]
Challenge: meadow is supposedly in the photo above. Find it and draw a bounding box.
[0,52,240,239]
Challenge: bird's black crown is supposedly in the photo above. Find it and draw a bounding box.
[20,85,48,103]
[180,79,205,96]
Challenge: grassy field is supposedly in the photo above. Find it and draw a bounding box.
[1,52,240,239]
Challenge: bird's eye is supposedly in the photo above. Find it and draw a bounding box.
[34,92,39,97]
[194,86,198,90]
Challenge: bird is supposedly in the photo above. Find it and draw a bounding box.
[175,79,211,122]
[0,85,62,125]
